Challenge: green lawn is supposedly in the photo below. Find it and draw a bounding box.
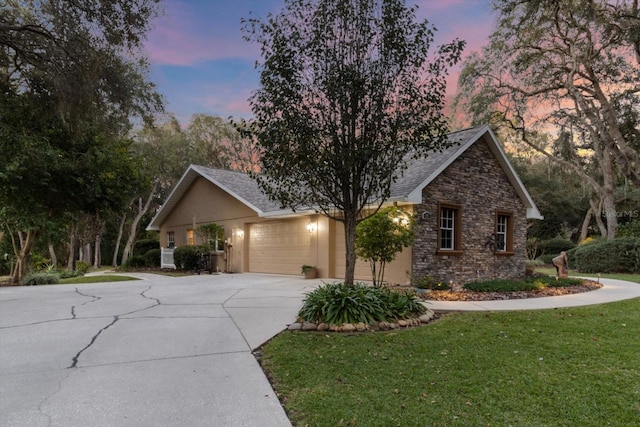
[260,299,640,426]
[535,267,640,284]
[60,275,140,284]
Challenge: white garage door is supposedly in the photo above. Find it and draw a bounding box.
[249,219,310,275]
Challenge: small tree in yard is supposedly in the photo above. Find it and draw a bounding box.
[356,206,415,287]
[243,0,464,285]
[196,223,225,252]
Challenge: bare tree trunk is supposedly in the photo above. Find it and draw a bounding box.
[579,208,593,243]
[343,213,357,286]
[121,182,158,265]
[67,222,78,271]
[590,198,608,238]
[10,229,39,284]
[94,235,101,268]
[112,213,127,267]
[48,242,57,268]
[83,243,92,266]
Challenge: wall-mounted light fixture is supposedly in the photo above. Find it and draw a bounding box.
[307,222,317,233]
[235,229,244,238]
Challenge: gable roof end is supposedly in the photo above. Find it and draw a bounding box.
[400,125,543,220]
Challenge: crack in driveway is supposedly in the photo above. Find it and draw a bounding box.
[68,286,161,368]
[68,316,119,368]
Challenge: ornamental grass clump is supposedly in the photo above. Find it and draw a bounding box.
[298,283,425,325]
[21,272,60,286]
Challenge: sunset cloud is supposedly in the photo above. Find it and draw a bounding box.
[146,0,496,122]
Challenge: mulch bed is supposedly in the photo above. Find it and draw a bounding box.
[422,280,602,301]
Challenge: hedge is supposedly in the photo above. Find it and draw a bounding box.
[144,249,161,267]
[574,238,640,273]
[134,239,160,257]
[537,237,575,258]
[173,245,203,270]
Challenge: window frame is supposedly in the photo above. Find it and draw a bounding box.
[437,202,463,255]
[187,229,194,246]
[495,210,514,255]
[167,231,175,248]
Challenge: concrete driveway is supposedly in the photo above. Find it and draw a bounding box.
[0,272,323,427]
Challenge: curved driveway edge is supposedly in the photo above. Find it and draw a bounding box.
[425,277,640,312]
[0,273,324,427]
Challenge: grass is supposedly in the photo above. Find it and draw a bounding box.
[260,299,640,426]
[535,267,640,284]
[59,275,140,284]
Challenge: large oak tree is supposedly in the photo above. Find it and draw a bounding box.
[243,0,464,284]
[455,0,640,239]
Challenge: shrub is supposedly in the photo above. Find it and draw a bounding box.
[75,261,90,274]
[144,249,161,267]
[298,283,425,325]
[173,245,203,270]
[122,255,146,270]
[574,238,640,273]
[134,239,160,256]
[59,269,83,279]
[617,221,640,238]
[29,253,51,271]
[537,237,575,258]
[21,272,60,286]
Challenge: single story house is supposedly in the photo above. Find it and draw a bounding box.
[146,124,542,285]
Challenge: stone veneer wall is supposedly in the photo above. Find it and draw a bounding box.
[412,136,527,285]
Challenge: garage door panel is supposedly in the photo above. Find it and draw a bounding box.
[249,220,310,275]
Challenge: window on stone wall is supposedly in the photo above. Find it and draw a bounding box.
[167,231,175,248]
[437,202,462,254]
[495,210,514,254]
[187,229,194,245]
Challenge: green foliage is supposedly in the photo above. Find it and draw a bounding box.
[58,270,84,279]
[21,272,60,286]
[574,238,640,273]
[144,249,161,267]
[29,254,51,271]
[617,220,640,238]
[298,283,426,325]
[173,245,203,270]
[75,261,90,274]
[244,0,464,284]
[122,255,146,269]
[356,207,415,286]
[464,277,583,292]
[134,239,159,256]
[196,223,225,252]
[537,238,575,258]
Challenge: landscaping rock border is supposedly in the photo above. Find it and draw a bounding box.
[287,309,436,333]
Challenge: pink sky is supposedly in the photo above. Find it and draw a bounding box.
[144,0,495,124]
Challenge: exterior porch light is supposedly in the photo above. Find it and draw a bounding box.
[307,222,317,233]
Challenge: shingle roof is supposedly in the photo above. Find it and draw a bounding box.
[389,126,487,199]
[146,125,542,230]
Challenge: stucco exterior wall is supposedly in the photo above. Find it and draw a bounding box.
[159,177,261,273]
[412,136,527,285]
